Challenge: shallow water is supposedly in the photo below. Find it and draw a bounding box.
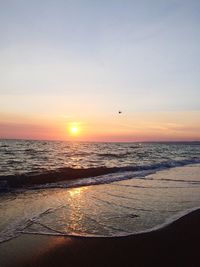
[0,164,200,243]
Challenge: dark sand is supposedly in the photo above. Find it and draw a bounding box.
[1,208,200,267]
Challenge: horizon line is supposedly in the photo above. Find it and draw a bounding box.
[1,137,200,143]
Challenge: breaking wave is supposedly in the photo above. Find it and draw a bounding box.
[0,158,200,192]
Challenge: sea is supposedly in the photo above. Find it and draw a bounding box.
[0,139,200,243]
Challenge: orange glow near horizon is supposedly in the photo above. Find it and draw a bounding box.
[0,111,200,142]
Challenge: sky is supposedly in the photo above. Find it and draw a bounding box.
[0,0,200,141]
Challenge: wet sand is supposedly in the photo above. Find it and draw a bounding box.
[1,208,200,267]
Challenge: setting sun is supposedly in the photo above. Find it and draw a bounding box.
[71,126,79,134]
[68,122,80,136]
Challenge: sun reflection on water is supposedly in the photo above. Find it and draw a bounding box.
[67,187,88,234]
[69,188,84,197]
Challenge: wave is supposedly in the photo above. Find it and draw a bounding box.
[97,152,133,158]
[0,158,200,192]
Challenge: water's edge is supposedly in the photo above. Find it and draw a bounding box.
[0,158,200,192]
[14,206,200,239]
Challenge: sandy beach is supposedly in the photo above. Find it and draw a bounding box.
[0,208,200,267]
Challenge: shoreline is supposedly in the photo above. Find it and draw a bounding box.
[1,159,199,191]
[1,208,200,267]
[18,205,200,239]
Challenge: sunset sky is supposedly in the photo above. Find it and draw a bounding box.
[0,0,200,141]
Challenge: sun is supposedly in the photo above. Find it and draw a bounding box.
[68,122,80,136]
[71,126,79,134]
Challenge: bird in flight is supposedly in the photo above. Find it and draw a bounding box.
[118,111,122,114]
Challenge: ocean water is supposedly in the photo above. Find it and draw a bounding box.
[0,140,200,176]
[0,140,200,243]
